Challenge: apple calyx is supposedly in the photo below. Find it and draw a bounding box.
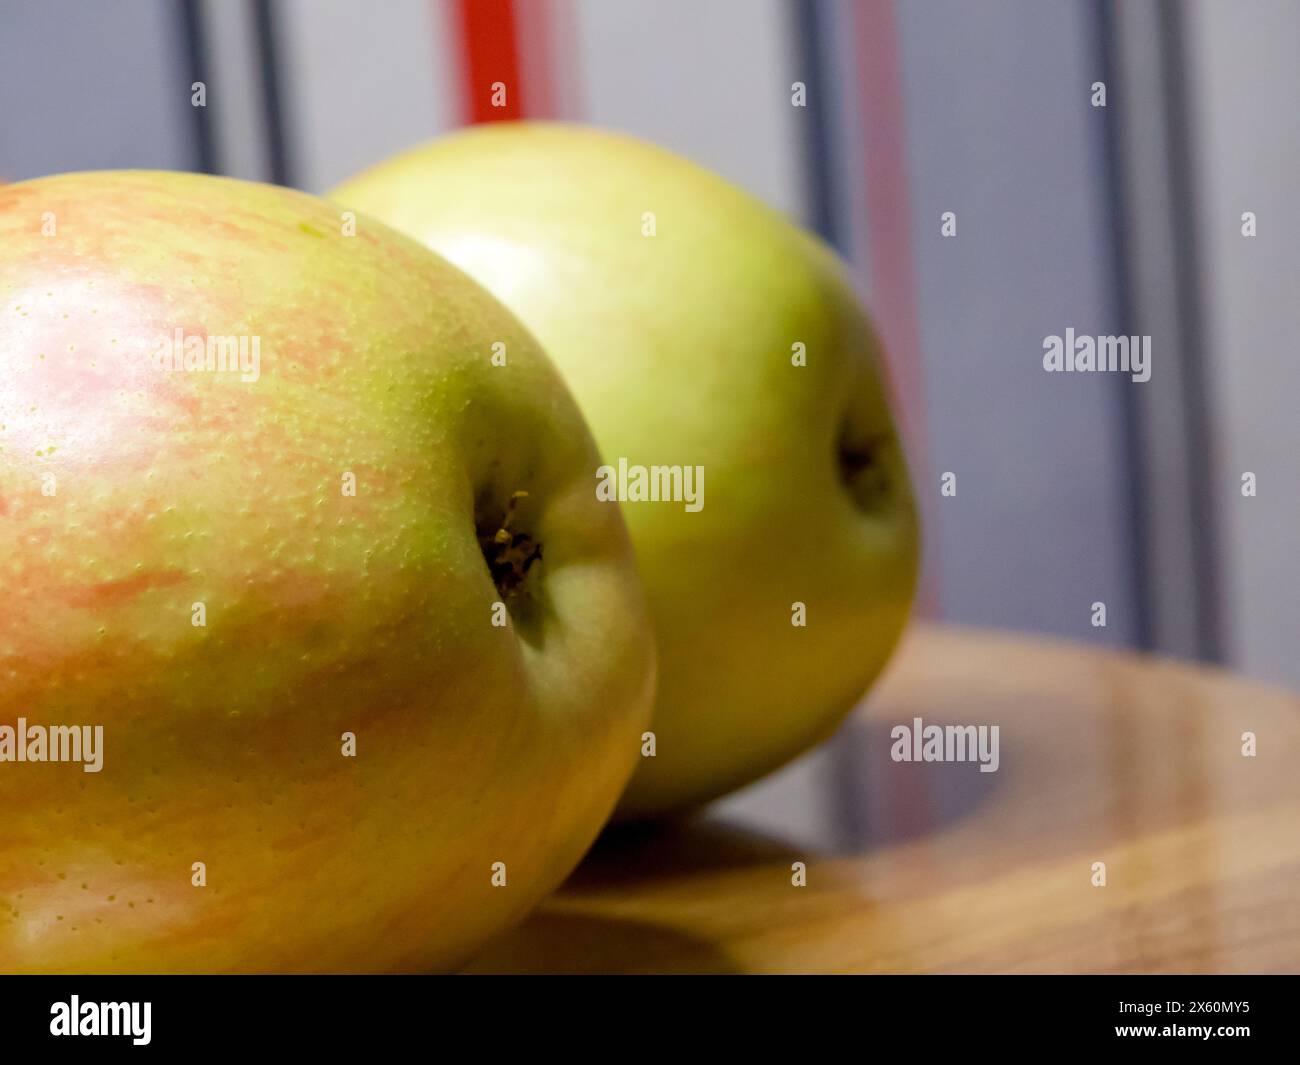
[838,431,897,512]
[477,489,543,599]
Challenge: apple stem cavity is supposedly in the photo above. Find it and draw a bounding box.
[838,433,894,511]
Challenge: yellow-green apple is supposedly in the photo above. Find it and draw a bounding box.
[333,123,920,817]
[0,170,654,971]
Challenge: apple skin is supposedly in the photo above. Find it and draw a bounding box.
[333,123,920,818]
[0,170,655,971]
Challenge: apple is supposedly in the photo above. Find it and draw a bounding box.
[0,170,655,971]
[333,123,920,817]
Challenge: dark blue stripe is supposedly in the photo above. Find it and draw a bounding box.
[178,0,218,174]
[254,0,293,187]
[1158,0,1223,663]
[789,0,845,253]
[1094,0,1154,652]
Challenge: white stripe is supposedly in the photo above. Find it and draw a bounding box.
[276,0,459,194]
[572,0,804,218]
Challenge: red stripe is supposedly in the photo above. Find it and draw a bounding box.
[851,2,925,460]
[514,0,582,120]
[850,0,938,617]
[453,0,523,124]
[514,0,556,118]
[517,0,553,117]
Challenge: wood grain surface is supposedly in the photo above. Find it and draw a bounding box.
[466,623,1300,974]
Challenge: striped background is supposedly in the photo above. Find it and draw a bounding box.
[2,0,1296,695]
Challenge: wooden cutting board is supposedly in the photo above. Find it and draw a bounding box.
[466,623,1300,974]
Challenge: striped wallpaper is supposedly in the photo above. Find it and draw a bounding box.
[1,0,1295,687]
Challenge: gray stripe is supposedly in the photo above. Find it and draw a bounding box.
[1094,0,1154,650]
[1103,0,1224,661]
